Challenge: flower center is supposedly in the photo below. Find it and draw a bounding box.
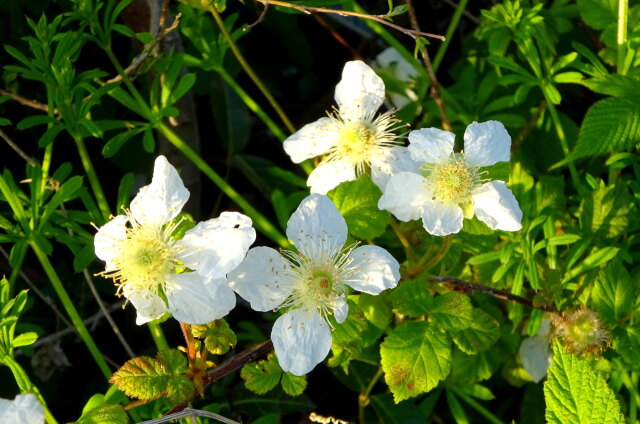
[307,269,336,299]
[335,121,376,166]
[101,218,178,295]
[423,154,478,205]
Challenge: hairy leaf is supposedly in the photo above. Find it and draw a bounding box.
[545,342,624,424]
[381,321,451,402]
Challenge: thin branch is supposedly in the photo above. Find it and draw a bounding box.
[252,0,445,41]
[405,0,451,131]
[429,275,557,312]
[137,408,240,424]
[443,0,480,24]
[0,88,51,113]
[0,128,37,167]
[245,1,270,31]
[166,340,274,414]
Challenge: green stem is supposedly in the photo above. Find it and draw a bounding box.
[454,390,505,424]
[208,6,296,135]
[409,235,452,277]
[156,123,289,248]
[73,134,111,220]
[358,367,384,424]
[3,358,58,424]
[433,0,468,72]
[30,241,112,379]
[617,0,628,74]
[104,49,154,120]
[147,321,169,351]
[217,68,288,142]
[545,101,584,193]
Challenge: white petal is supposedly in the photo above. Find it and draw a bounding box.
[378,172,430,222]
[421,201,463,236]
[165,273,235,324]
[407,128,454,164]
[335,60,385,121]
[0,394,45,424]
[333,295,348,324]
[286,194,347,258]
[94,215,128,267]
[130,155,189,228]
[124,289,168,325]
[271,308,332,376]
[346,245,400,294]
[283,117,336,163]
[375,47,418,83]
[177,212,256,279]
[307,160,356,195]
[472,181,523,231]
[519,335,551,383]
[463,121,511,167]
[370,146,421,192]
[227,247,294,312]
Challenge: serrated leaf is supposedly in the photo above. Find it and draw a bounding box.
[572,97,640,159]
[591,261,633,324]
[76,404,130,424]
[328,174,390,239]
[428,293,474,332]
[241,353,282,395]
[578,184,630,238]
[281,371,307,396]
[544,341,624,424]
[109,349,191,401]
[381,321,452,403]
[165,375,194,404]
[191,319,237,355]
[389,279,433,317]
[452,309,499,354]
[355,292,391,330]
[612,325,640,368]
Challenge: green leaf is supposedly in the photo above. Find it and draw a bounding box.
[191,319,237,355]
[591,261,633,325]
[281,371,307,396]
[544,341,624,424]
[109,349,193,402]
[16,115,56,130]
[76,404,130,424]
[381,321,452,403]
[572,97,640,159]
[389,279,433,317]
[452,309,500,354]
[328,174,390,239]
[576,0,617,29]
[12,332,38,348]
[354,292,391,330]
[102,128,143,158]
[612,325,640,369]
[428,293,474,332]
[241,353,282,395]
[370,393,427,424]
[581,74,640,98]
[577,184,630,238]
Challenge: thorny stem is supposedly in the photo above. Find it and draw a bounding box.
[208,5,296,135]
[166,340,274,414]
[252,0,445,41]
[358,367,384,424]
[406,0,452,131]
[430,275,557,312]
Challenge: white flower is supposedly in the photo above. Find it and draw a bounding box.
[94,156,256,325]
[228,194,400,375]
[519,319,552,383]
[378,121,523,236]
[0,394,44,424]
[284,60,419,195]
[374,47,419,108]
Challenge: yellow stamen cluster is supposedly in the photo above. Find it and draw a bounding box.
[422,154,478,205]
[100,214,180,295]
[279,244,359,324]
[325,110,401,175]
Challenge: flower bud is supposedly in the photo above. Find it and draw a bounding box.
[552,308,610,355]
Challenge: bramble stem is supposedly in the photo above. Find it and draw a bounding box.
[208,6,296,135]
[30,241,112,379]
[358,367,384,424]
[73,134,111,220]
